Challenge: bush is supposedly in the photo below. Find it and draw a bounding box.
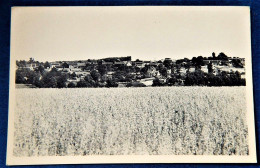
[131,82,146,87]
[106,80,118,88]
[68,82,76,88]
[152,78,164,87]
[126,83,133,87]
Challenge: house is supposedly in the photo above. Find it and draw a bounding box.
[189,67,196,73]
[114,61,125,65]
[50,62,61,68]
[139,77,155,86]
[70,67,82,72]
[150,62,159,67]
[69,65,75,69]
[106,71,115,79]
[101,61,113,65]
[55,66,63,71]
[24,63,38,70]
[232,67,245,74]
[125,61,132,67]
[77,62,86,68]
[91,61,98,65]
[180,67,186,74]
[62,68,71,73]
[144,61,151,65]
[67,78,80,83]
[67,61,78,67]
[75,71,90,77]
[166,69,172,77]
[214,66,245,74]
[200,66,208,73]
[203,59,228,66]
[135,62,145,68]
[159,78,167,83]
[241,72,246,79]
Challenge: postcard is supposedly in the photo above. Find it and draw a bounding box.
[6,6,256,165]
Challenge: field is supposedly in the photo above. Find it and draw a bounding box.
[13,87,248,156]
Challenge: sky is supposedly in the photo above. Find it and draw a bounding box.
[11,6,251,62]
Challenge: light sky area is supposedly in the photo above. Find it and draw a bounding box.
[11,6,251,62]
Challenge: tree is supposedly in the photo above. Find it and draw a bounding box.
[57,74,68,88]
[16,60,27,67]
[15,68,41,86]
[212,52,216,59]
[218,52,228,60]
[184,70,206,86]
[219,71,231,86]
[159,67,167,78]
[167,77,176,86]
[71,72,77,79]
[35,65,45,74]
[184,62,191,70]
[197,56,204,66]
[157,64,167,77]
[26,70,37,84]
[68,82,76,88]
[232,59,243,68]
[90,70,101,81]
[62,62,69,68]
[152,78,163,86]
[192,56,204,67]
[113,71,126,82]
[84,75,96,87]
[125,74,134,82]
[106,79,118,87]
[176,64,181,74]
[44,61,51,69]
[34,77,43,88]
[131,82,146,87]
[207,63,213,74]
[49,77,57,88]
[76,80,88,87]
[163,59,172,68]
[39,68,64,88]
[16,69,27,83]
[140,66,148,75]
[135,67,141,73]
[97,65,107,76]
[29,57,34,63]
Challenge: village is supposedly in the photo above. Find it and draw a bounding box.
[15,52,246,88]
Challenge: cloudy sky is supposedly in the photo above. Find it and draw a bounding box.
[11,6,251,62]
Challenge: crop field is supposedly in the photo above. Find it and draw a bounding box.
[13,87,248,156]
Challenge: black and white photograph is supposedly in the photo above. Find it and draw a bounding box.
[7,6,256,165]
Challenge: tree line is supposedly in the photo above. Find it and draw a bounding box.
[16,66,245,88]
[15,52,246,88]
[152,70,245,87]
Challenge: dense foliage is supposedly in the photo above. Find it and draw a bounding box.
[15,53,246,88]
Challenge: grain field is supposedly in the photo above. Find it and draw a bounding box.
[13,87,248,156]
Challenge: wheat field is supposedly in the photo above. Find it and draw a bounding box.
[13,87,248,156]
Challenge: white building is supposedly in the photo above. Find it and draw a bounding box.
[200,66,208,73]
